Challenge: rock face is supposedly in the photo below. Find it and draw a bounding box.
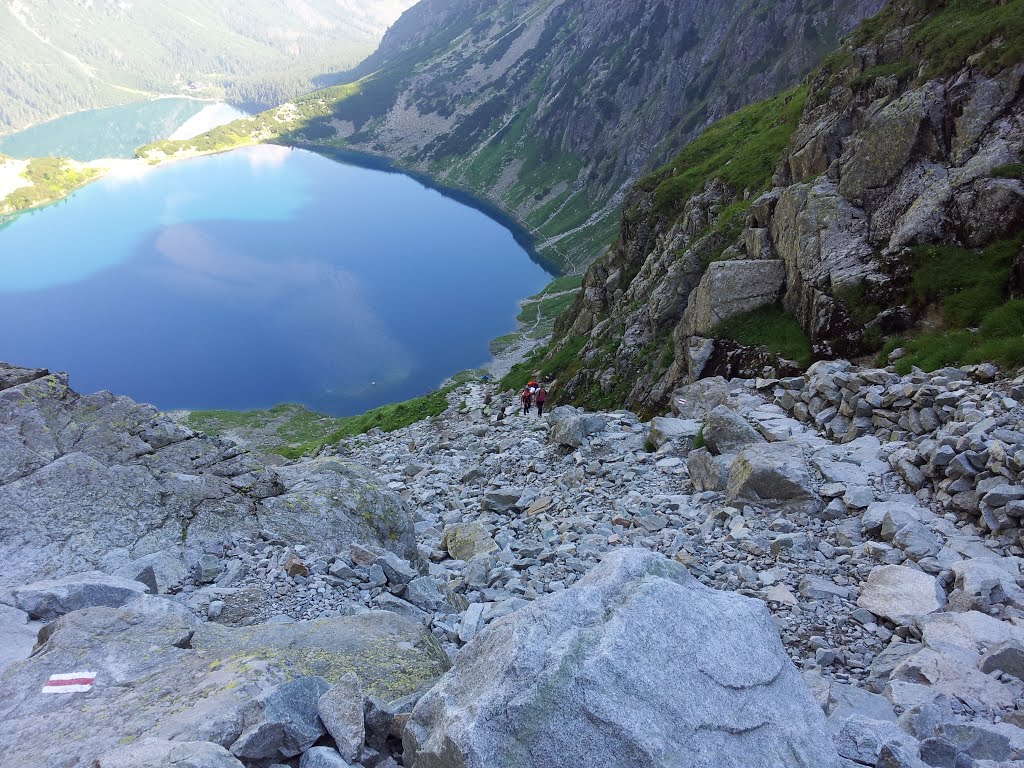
[0,368,417,592]
[403,549,839,768]
[95,738,244,768]
[680,259,787,336]
[0,596,447,768]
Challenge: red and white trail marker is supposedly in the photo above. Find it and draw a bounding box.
[41,671,96,694]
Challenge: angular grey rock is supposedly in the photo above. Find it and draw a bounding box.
[7,571,150,621]
[703,405,767,455]
[480,487,524,513]
[404,576,446,613]
[857,566,945,625]
[687,448,732,492]
[299,747,353,768]
[726,443,821,515]
[547,406,607,448]
[377,552,418,586]
[875,741,929,768]
[833,715,919,765]
[671,378,731,420]
[442,523,497,561]
[404,549,840,768]
[95,738,244,768]
[979,640,1024,680]
[230,677,330,761]
[868,643,924,693]
[947,557,1024,612]
[375,594,430,625]
[647,416,701,450]
[318,673,365,762]
[194,553,223,584]
[112,550,188,594]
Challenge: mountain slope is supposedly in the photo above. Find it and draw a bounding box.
[538,0,1024,416]
[139,0,885,271]
[0,0,415,135]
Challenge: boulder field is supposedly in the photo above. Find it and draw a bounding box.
[1,360,1024,767]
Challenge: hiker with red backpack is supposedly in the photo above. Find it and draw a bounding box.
[535,385,548,416]
[520,386,533,415]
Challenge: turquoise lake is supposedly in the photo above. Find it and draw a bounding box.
[0,99,243,161]
[0,145,551,415]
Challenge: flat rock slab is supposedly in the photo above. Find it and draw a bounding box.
[0,597,448,768]
[7,570,150,621]
[857,565,945,625]
[404,549,839,768]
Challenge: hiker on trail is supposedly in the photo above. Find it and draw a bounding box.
[535,385,548,417]
[520,386,533,415]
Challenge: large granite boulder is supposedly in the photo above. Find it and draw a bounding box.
[0,596,448,768]
[547,406,607,448]
[0,368,417,591]
[403,549,840,768]
[703,405,767,455]
[947,557,1024,612]
[726,442,821,515]
[647,416,701,450]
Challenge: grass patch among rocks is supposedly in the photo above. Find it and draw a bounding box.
[186,389,453,459]
[881,237,1024,373]
[645,85,807,216]
[713,305,813,368]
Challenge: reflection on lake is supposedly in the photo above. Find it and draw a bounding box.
[0,146,551,415]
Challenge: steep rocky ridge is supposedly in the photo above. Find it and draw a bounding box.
[139,0,884,270]
[544,0,1024,413]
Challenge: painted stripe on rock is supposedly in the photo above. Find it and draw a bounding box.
[42,671,96,694]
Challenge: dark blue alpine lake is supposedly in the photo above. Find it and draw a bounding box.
[0,146,551,415]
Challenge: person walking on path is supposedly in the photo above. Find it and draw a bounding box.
[520,386,533,416]
[535,385,548,417]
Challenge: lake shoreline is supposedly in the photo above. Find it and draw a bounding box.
[0,140,574,429]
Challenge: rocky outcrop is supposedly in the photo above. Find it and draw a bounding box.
[680,259,787,336]
[403,549,839,768]
[0,365,417,593]
[0,595,447,768]
[547,0,1024,413]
